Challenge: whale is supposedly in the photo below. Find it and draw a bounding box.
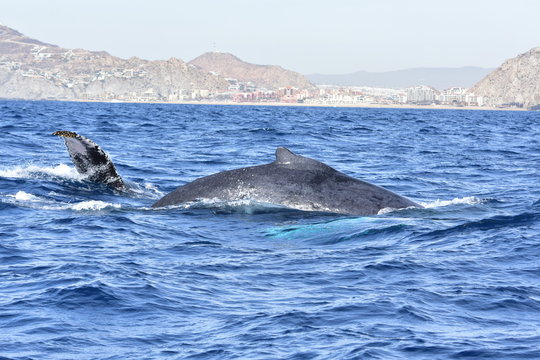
[53,131,422,215]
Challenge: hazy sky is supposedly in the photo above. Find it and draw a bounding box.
[2,0,539,74]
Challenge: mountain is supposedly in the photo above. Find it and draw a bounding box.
[306,67,493,90]
[190,52,316,90]
[470,47,540,108]
[0,25,230,101]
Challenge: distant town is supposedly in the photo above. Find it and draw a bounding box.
[56,71,488,108]
[212,81,487,108]
[85,79,488,108]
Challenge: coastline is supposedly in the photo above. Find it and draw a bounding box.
[87,99,529,111]
[190,101,526,111]
[1,97,528,111]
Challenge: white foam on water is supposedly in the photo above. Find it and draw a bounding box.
[70,200,121,211]
[0,164,81,180]
[40,200,122,211]
[4,191,53,205]
[4,191,55,207]
[377,207,399,215]
[126,181,165,200]
[144,182,164,194]
[377,197,485,215]
[13,191,41,202]
[4,191,121,212]
[141,182,165,198]
[420,196,484,208]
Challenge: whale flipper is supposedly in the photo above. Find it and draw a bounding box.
[53,131,125,189]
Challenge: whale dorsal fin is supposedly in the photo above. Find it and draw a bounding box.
[274,147,334,172]
[53,131,125,189]
[275,147,301,164]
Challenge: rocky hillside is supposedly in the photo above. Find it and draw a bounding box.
[190,52,316,90]
[470,47,540,108]
[0,25,228,101]
[307,67,493,90]
[0,26,317,102]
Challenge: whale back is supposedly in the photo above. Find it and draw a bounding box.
[152,146,422,214]
[53,131,125,189]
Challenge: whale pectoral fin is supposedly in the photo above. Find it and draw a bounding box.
[53,131,125,189]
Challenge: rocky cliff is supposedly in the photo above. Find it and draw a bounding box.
[470,47,540,108]
[190,52,316,90]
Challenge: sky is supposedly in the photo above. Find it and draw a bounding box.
[2,0,540,74]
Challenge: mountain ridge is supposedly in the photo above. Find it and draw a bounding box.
[307,66,494,90]
[0,25,229,101]
[189,52,315,90]
[0,25,314,102]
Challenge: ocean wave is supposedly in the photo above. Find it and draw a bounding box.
[128,181,166,200]
[69,200,122,211]
[376,197,486,215]
[378,206,404,215]
[12,191,42,202]
[415,212,540,240]
[3,191,121,212]
[266,216,412,246]
[45,282,122,308]
[0,163,82,180]
[5,191,53,204]
[420,196,485,208]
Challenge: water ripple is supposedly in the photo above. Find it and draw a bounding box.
[0,101,539,359]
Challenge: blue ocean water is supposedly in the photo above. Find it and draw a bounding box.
[0,100,539,359]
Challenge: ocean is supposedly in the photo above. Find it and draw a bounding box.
[0,100,539,359]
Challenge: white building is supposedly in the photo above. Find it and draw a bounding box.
[439,87,467,104]
[406,85,438,103]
